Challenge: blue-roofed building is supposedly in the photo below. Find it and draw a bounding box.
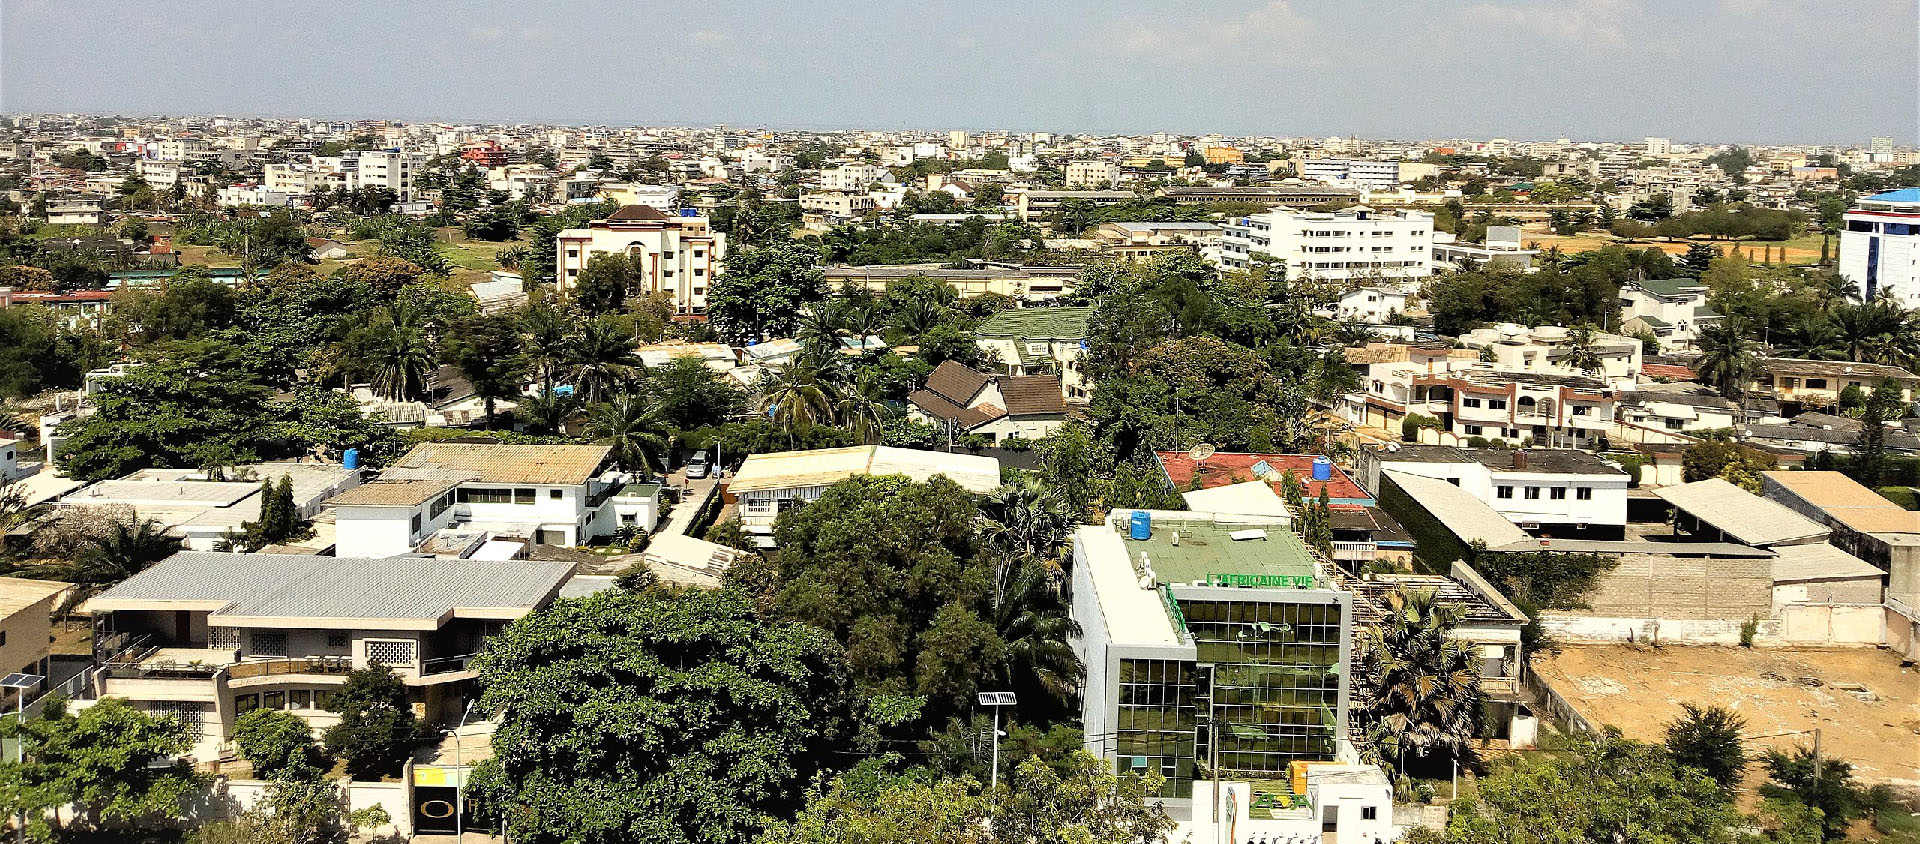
[1841,188,1920,308]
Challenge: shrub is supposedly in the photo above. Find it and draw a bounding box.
[322,665,429,779]
[233,708,326,777]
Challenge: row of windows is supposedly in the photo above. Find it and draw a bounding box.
[458,487,564,505]
[1495,485,1595,501]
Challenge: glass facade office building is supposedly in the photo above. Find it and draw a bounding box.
[1111,596,1349,798]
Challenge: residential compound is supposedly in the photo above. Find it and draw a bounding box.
[906,360,1069,443]
[971,305,1093,400]
[87,552,572,759]
[330,442,659,556]
[1294,158,1405,190]
[555,204,724,316]
[724,445,1000,536]
[1217,206,1433,280]
[1340,340,1621,449]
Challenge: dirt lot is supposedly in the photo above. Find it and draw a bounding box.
[1532,645,1920,783]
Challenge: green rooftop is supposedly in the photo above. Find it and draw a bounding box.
[1119,520,1318,587]
[975,306,1093,340]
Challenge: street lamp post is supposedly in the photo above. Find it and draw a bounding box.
[447,699,476,840]
[977,691,1016,792]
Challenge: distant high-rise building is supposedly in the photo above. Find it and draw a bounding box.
[1644,137,1671,156]
[1840,188,1920,308]
[1871,136,1895,156]
[948,130,968,150]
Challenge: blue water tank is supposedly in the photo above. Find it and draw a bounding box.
[1311,456,1333,482]
[1129,510,1152,541]
[343,448,360,470]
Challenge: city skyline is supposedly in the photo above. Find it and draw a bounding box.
[3,0,1915,145]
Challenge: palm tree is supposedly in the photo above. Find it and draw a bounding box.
[757,360,839,442]
[1829,303,1897,363]
[568,314,642,404]
[835,369,892,445]
[584,393,672,478]
[520,301,572,396]
[72,515,180,588]
[841,303,885,351]
[1562,323,1605,376]
[366,307,435,402]
[1694,318,1762,400]
[794,302,844,358]
[516,388,582,436]
[1356,588,1482,777]
[990,560,1083,718]
[980,475,1076,570]
[1780,315,1846,361]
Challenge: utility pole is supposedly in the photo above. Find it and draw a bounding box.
[978,692,1016,792]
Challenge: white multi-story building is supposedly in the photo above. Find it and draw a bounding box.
[1296,158,1402,190]
[820,164,888,192]
[1644,137,1672,156]
[554,205,725,316]
[1339,343,1620,450]
[1620,277,1723,350]
[1357,445,1630,538]
[348,150,427,201]
[1839,188,1920,308]
[1065,159,1120,188]
[136,159,181,188]
[216,184,299,208]
[1219,207,1433,280]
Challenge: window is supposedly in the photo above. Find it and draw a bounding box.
[410,512,422,534]
[1664,418,1686,430]
[288,690,313,710]
[250,632,288,657]
[1550,487,1567,500]
[459,487,514,504]
[514,488,536,504]
[1496,486,1514,499]
[1806,378,1828,389]
[365,639,417,667]
[1488,399,1508,410]
[234,693,260,715]
[1362,806,1378,821]
[262,690,285,711]
[1571,405,1591,416]
[1465,424,1484,435]
[326,632,349,649]
[1525,487,1542,500]
[430,492,452,518]
[1462,397,1482,408]
[550,489,563,500]
[1576,487,1593,500]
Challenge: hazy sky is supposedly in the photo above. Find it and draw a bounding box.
[3,0,1915,144]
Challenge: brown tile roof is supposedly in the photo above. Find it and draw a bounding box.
[999,375,1067,416]
[327,478,461,508]
[908,389,1003,429]
[388,443,613,486]
[607,204,669,222]
[924,361,991,405]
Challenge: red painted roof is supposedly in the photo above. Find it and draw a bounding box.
[1154,451,1370,502]
[1643,363,1696,380]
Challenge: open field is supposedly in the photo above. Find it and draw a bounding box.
[1519,227,1829,265]
[1531,644,1920,783]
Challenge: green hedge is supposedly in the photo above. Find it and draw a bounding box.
[1376,474,1474,575]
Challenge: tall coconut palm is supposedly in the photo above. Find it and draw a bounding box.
[757,360,839,442]
[517,388,582,436]
[584,393,672,478]
[1780,315,1846,361]
[366,306,435,402]
[1830,302,1900,364]
[520,301,572,396]
[568,314,642,404]
[835,369,893,445]
[1694,318,1762,400]
[990,559,1083,718]
[1561,323,1605,376]
[841,303,885,351]
[1356,588,1482,775]
[794,302,844,358]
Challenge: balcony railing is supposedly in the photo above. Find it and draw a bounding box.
[1331,541,1378,562]
[227,656,355,680]
[101,660,225,681]
[421,654,480,676]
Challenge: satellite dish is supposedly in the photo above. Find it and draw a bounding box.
[1189,443,1216,461]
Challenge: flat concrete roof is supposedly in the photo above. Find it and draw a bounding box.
[1075,525,1182,648]
[1115,516,1317,586]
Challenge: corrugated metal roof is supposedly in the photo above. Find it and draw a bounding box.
[1770,543,1885,583]
[388,443,611,486]
[729,446,1000,494]
[1654,479,1829,547]
[1384,471,1531,547]
[90,552,571,623]
[328,478,460,508]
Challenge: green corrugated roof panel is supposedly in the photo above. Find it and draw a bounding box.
[976,306,1094,340]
